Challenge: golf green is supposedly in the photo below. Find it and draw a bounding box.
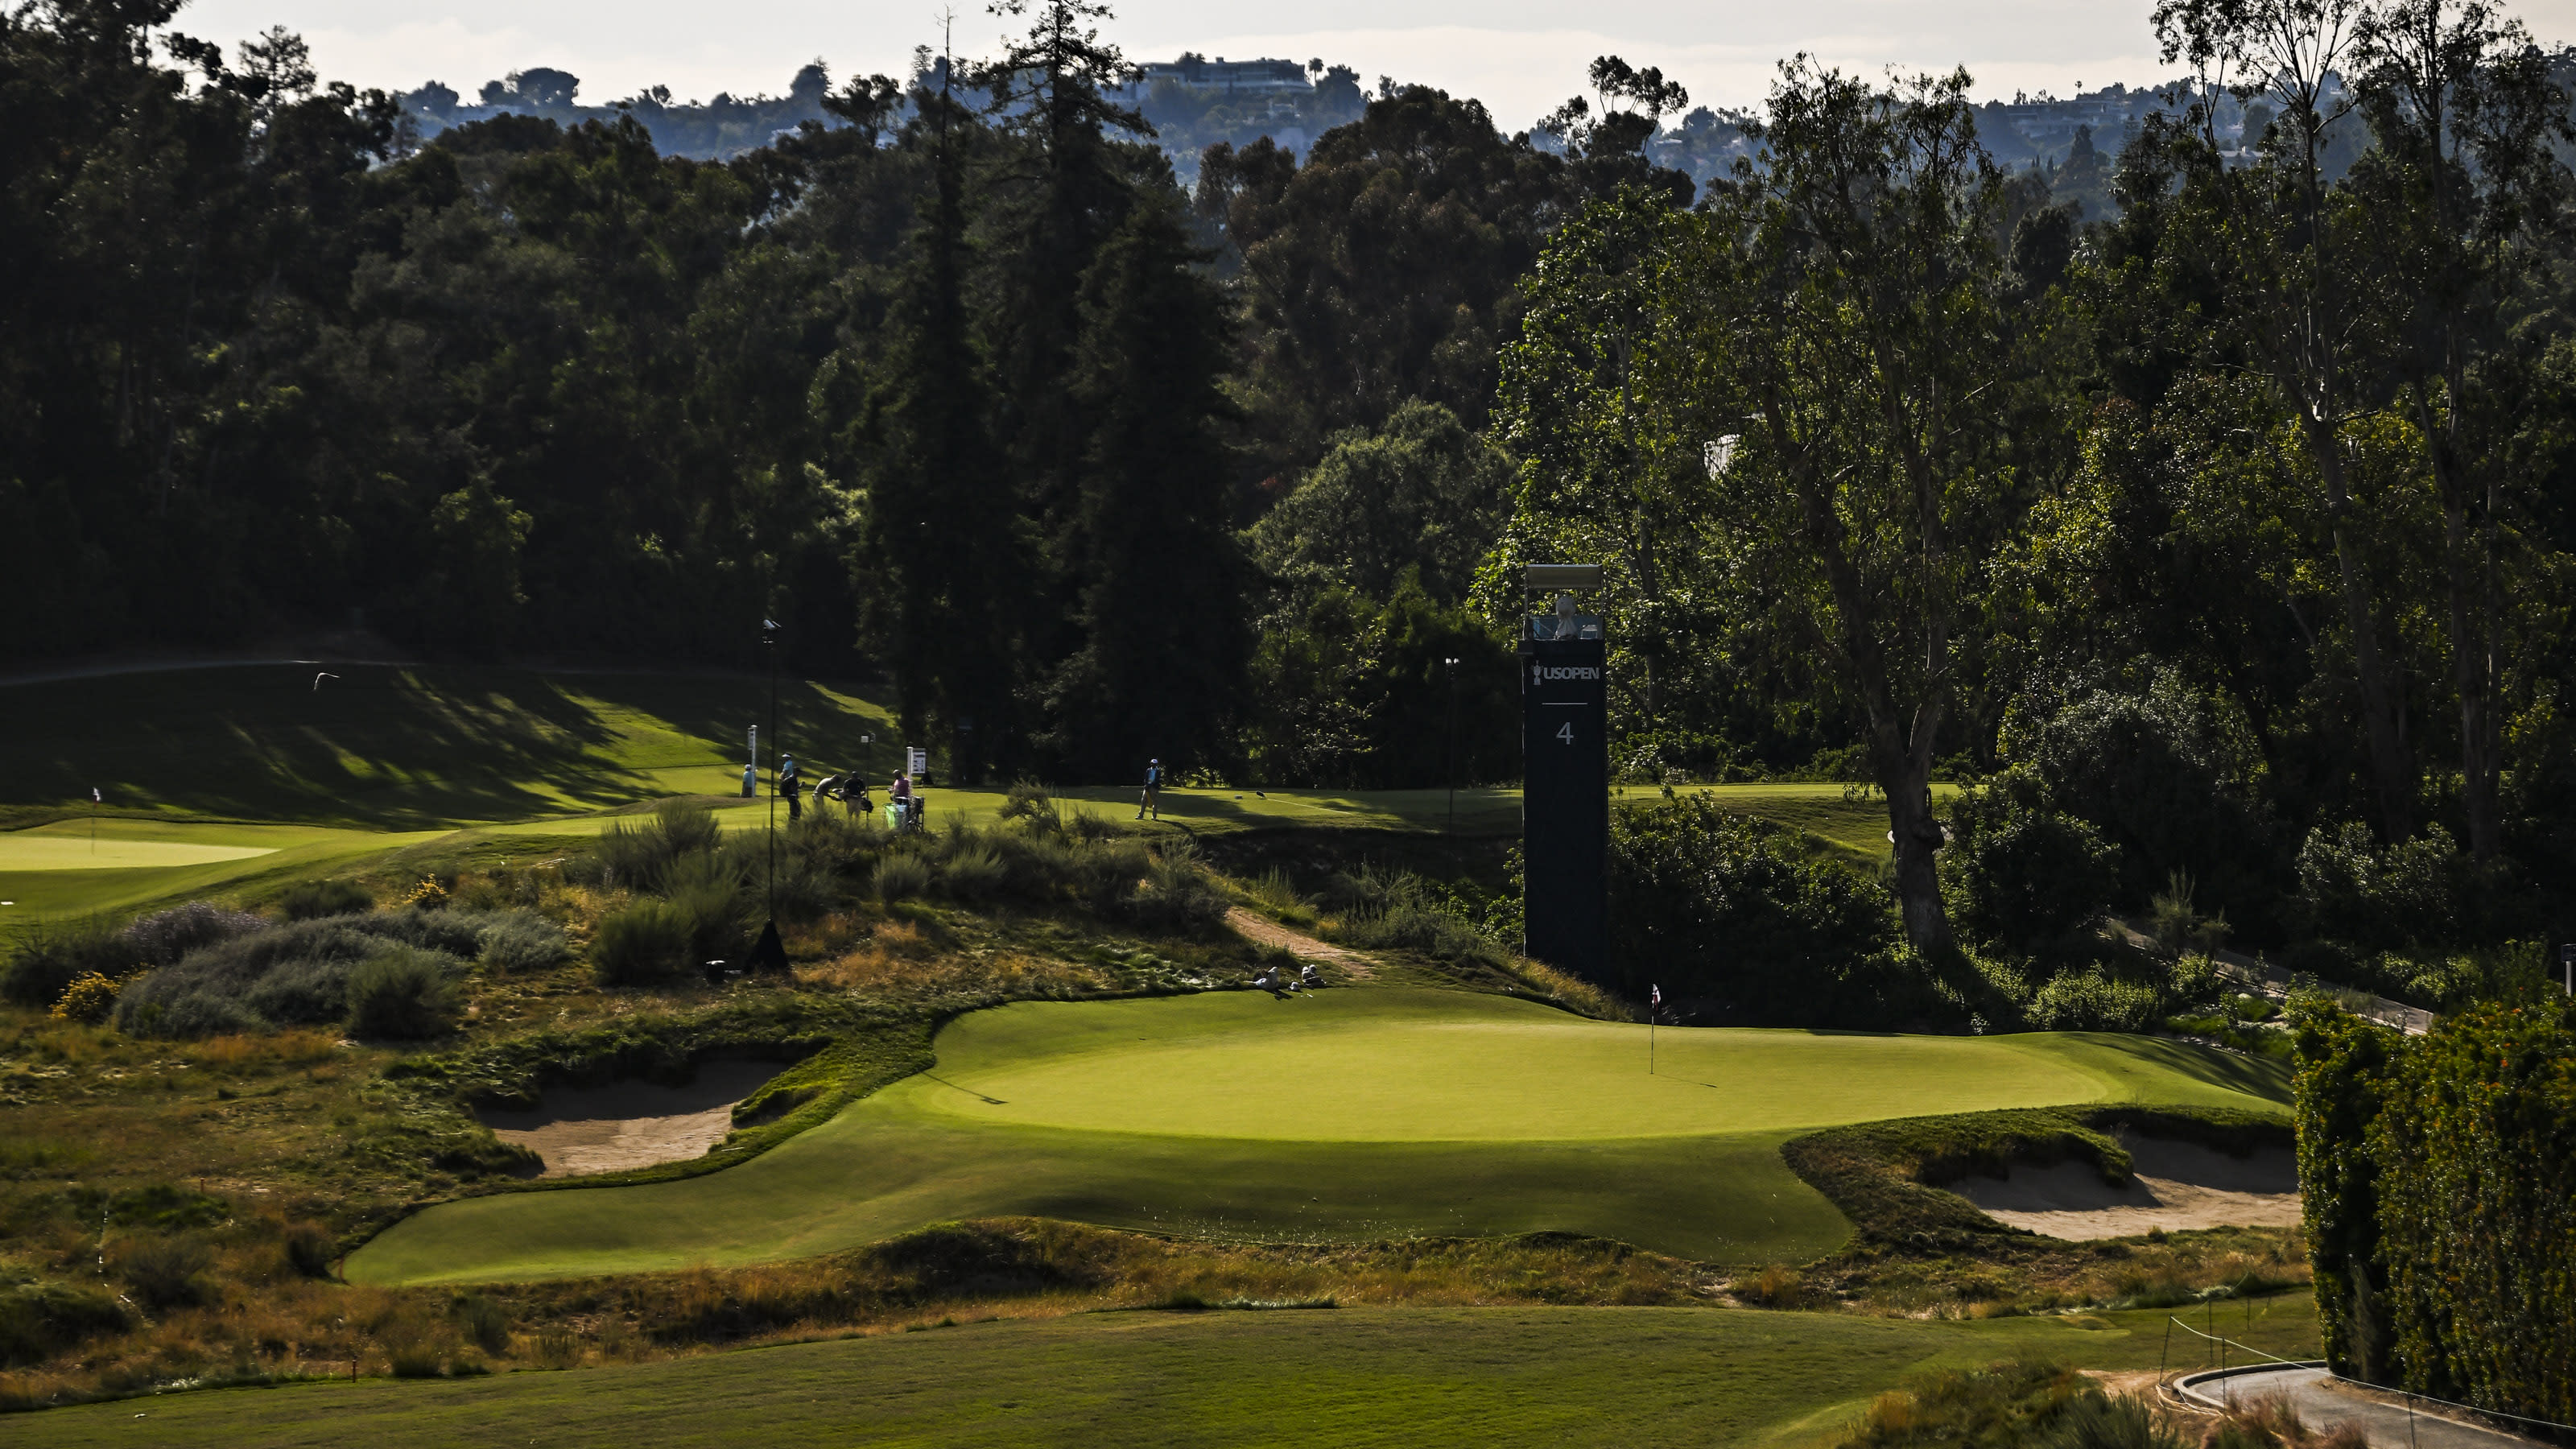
[349,989,2289,1286]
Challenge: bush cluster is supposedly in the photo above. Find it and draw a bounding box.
[1607,799,1948,1028]
[94,905,557,1039]
[1323,865,1508,965]
[2293,997,2575,1426]
[579,795,1228,985]
[1944,770,2121,956]
[1,901,264,1009]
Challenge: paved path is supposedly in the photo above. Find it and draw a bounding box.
[2178,1366,2543,1447]
[2114,920,2430,1034]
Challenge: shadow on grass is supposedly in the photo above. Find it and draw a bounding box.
[0,665,894,829]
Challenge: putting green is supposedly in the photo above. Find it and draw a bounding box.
[349,988,2289,1286]
[0,836,278,869]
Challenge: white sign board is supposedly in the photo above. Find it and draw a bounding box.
[748,725,758,764]
[906,747,927,777]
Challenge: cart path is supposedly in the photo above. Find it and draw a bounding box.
[2177,1366,2545,1447]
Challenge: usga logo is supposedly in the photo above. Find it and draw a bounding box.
[1531,664,1602,683]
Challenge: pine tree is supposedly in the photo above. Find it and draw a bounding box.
[861,70,1023,782]
[1041,195,1249,777]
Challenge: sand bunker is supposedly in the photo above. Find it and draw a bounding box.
[1948,1136,2301,1240]
[479,1060,785,1178]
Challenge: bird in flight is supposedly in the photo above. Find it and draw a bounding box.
[313,672,341,691]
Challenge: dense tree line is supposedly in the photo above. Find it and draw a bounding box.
[0,0,1682,790]
[1501,0,2576,976]
[11,0,2576,985]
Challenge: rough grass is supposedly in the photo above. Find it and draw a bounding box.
[0,1294,2320,1445]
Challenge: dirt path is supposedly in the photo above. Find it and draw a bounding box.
[1224,907,1375,979]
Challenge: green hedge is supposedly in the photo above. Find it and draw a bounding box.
[2292,997,2575,1425]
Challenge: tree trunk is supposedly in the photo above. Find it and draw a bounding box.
[1876,728,1951,956]
[1808,512,1955,957]
[2308,422,2417,842]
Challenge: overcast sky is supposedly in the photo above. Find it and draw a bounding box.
[172,0,2576,131]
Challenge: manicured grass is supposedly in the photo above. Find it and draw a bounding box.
[2,1298,2320,1448]
[0,664,1942,924]
[350,988,2288,1286]
[0,663,900,829]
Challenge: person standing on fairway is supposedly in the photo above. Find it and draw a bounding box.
[780,753,802,823]
[1137,758,1163,819]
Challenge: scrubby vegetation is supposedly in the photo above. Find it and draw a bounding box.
[1836,1359,2179,1447]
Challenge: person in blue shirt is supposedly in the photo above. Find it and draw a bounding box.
[1137,758,1163,819]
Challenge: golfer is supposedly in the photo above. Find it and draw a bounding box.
[1137,758,1163,819]
[780,753,802,822]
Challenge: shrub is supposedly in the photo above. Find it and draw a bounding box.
[2295,822,2473,952]
[281,1221,336,1279]
[49,971,122,1024]
[2,918,141,1008]
[276,878,373,920]
[598,798,724,893]
[2024,971,2161,1033]
[344,946,464,1039]
[591,899,695,985]
[122,901,265,966]
[1946,773,2122,954]
[242,956,357,1025]
[2013,677,2285,924]
[453,1294,510,1355]
[475,910,568,974]
[1839,1360,2120,1447]
[662,852,747,960]
[130,992,265,1039]
[115,915,394,1037]
[1608,799,1921,1026]
[997,780,1055,824]
[874,853,934,903]
[0,1282,130,1368]
[365,906,489,957]
[1122,855,1232,934]
[2041,1393,2186,1448]
[1331,869,1504,964]
[118,1234,215,1311]
[938,842,1011,901]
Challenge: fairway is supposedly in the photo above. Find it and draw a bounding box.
[0,663,1950,926]
[350,988,2289,1286]
[2,1300,2322,1449]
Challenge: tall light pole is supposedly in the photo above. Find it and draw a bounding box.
[749,618,788,973]
[1444,655,1461,836]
